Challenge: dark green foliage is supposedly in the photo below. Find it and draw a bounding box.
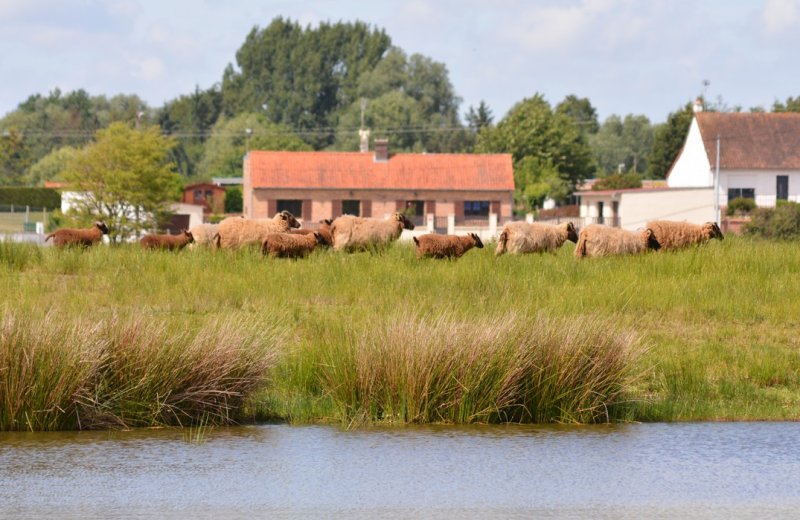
[592,173,642,191]
[772,96,800,112]
[555,94,599,135]
[744,202,800,239]
[646,102,693,179]
[224,187,243,213]
[0,187,61,208]
[726,197,756,216]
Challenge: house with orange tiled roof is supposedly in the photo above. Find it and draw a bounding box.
[243,139,514,230]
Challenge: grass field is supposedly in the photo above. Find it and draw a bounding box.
[1,235,799,430]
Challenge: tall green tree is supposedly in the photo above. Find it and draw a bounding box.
[555,94,599,135]
[25,146,79,186]
[61,122,181,242]
[222,17,391,149]
[773,96,800,112]
[646,102,693,179]
[476,94,594,210]
[591,114,653,175]
[0,128,31,185]
[198,113,310,180]
[465,101,493,132]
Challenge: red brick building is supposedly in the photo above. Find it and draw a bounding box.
[182,182,226,215]
[242,141,514,226]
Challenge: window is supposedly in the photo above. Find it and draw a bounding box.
[464,200,489,216]
[777,176,789,201]
[342,200,360,216]
[193,189,202,202]
[205,190,213,199]
[728,188,755,201]
[277,200,303,218]
[405,200,424,216]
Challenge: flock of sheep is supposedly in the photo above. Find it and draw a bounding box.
[43,211,725,259]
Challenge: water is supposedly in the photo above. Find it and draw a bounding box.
[2,422,799,519]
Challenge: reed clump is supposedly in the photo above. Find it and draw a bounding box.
[284,312,645,425]
[0,309,283,431]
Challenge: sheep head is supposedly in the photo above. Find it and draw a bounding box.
[313,231,329,247]
[643,228,661,251]
[182,229,194,243]
[95,221,109,234]
[277,211,301,229]
[393,212,415,230]
[704,222,724,240]
[470,233,484,249]
[565,222,579,243]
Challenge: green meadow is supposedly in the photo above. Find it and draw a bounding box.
[1,235,799,431]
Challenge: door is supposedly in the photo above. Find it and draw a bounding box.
[777,175,789,201]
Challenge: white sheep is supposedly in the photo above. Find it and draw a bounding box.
[215,211,300,249]
[261,231,327,258]
[495,221,579,256]
[574,224,661,258]
[140,229,194,251]
[45,221,109,248]
[645,220,724,251]
[413,233,484,259]
[330,212,415,252]
[188,223,220,248]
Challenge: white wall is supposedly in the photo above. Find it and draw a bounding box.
[621,188,715,230]
[720,170,800,207]
[667,117,713,188]
[170,203,205,230]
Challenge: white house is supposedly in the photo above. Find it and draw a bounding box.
[667,110,800,217]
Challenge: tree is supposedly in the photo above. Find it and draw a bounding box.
[646,102,693,179]
[198,113,310,179]
[26,146,79,186]
[590,114,653,175]
[224,186,243,213]
[476,94,594,208]
[555,95,599,135]
[0,129,31,185]
[773,96,800,112]
[465,101,493,132]
[61,123,181,242]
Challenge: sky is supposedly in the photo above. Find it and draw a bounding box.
[1,0,799,125]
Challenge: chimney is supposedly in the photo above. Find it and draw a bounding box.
[359,128,370,153]
[374,138,389,162]
[693,98,704,113]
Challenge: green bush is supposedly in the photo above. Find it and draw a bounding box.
[726,197,756,216]
[0,187,61,209]
[744,202,800,239]
[591,173,642,191]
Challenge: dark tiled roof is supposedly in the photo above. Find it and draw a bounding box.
[696,112,800,169]
[247,151,515,191]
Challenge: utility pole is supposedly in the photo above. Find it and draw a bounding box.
[714,134,721,225]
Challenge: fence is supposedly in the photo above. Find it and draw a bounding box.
[0,204,52,235]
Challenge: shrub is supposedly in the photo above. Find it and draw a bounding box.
[744,202,800,239]
[0,187,61,209]
[592,173,642,191]
[726,197,756,216]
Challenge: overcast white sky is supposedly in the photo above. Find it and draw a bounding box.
[1,0,799,124]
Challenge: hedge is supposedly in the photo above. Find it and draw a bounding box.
[0,187,61,209]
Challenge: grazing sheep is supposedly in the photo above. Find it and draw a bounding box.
[215,211,300,249]
[139,229,194,250]
[45,221,109,248]
[496,221,579,256]
[413,233,484,259]
[188,223,220,248]
[289,219,333,248]
[330,212,415,252]
[645,220,724,251]
[261,231,327,258]
[574,224,661,258]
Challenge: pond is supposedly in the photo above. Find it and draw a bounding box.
[2,422,799,519]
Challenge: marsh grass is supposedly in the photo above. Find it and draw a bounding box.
[1,235,799,429]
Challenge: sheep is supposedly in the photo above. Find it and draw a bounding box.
[495,221,579,256]
[413,233,484,259]
[289,219,333,248]
[188,223,219,248]
[214,211,301,249]
[574,224,661,258]
[45,221,109,248]
[139,229,194,251]
[330,212,415,252]
[261,231,327,258]
[645,220,724,251]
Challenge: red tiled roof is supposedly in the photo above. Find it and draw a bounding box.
[696,112,800,169]
[247,151,515,191]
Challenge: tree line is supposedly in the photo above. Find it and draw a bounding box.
[2,16,800,222]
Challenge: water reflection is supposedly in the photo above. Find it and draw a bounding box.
[1,423,799,519]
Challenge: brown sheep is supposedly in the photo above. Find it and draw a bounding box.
[261,231,327,258]
[215,211,301,249]
[574,224,661,258]
[496,221,579,256]
[645,220,724,251]
[413,233,484,259]
[330,212,415,252]
[289,219,333,248]
[139,229,194,250]
[45,221,109,248]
